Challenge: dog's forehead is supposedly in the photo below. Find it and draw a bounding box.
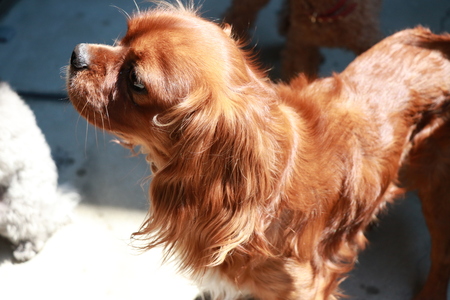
[122,11,208,46]
[119,11,230,70]
[115,10,237,82]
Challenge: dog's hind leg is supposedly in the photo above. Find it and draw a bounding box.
[404,119,450,300]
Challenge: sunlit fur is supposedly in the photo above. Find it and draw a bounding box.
[67,3,450,299]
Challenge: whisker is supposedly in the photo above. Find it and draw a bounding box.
[92,110,99,148]
[111,5,131,20]
[74,100,91,157]
[81,102,94,154]
[60,65,69,81]
[105,104,113,134]
[84,117,90,157]
[112,36,121,47]
[133,0,141,14]
[100,106,108,146]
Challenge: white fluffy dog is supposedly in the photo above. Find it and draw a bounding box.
[0,82,79,262]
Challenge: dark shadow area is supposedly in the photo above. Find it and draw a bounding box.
[341,192,431,299]
[0,0,20,19]
[0,236,14,265]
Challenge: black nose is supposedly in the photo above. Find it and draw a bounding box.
[71,43,89,69]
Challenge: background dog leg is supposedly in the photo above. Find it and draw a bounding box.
[416,187,450,299]
[281,40,323,80]
[223,0,271,41]
[416,189,450,299]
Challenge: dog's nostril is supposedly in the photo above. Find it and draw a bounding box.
[71,43,89,69]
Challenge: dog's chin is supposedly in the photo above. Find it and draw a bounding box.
[67,74,113,130]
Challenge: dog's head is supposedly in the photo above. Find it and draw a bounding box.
[67,4,271,167]
[67,4,286,271]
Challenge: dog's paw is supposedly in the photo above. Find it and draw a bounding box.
[13,241,38,262]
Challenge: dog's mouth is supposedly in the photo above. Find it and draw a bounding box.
[68,46,98,112]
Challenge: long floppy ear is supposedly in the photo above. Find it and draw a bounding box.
[133,85,285,273]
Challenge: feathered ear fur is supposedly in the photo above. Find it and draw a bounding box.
[132,81,290,273]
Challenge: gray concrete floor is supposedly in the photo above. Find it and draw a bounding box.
[0,0,450,299]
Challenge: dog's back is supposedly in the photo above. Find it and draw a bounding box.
[343,26,450,118]
[344,27,450,299]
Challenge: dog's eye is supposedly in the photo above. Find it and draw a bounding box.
[129,68,147,94]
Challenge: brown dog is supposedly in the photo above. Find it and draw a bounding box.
[224,0,382,79]
[67,3,450,299]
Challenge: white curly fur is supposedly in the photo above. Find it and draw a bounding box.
[196,269,253,300]
[0,82,79,261]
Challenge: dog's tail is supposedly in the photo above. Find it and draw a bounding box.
[403,26,450,56]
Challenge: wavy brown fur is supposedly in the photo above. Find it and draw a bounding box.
[67,3,450,299]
